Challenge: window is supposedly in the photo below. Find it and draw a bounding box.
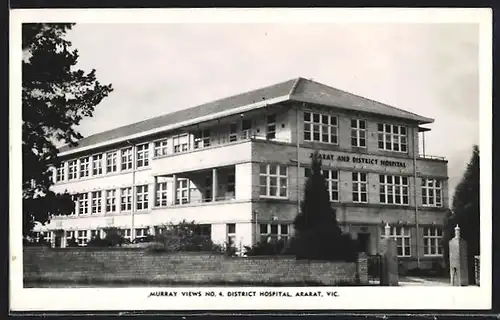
[379,175,409,205]
[305,168,339,201]
[227,173,235,194]
[388,226,411,257]
[135,228,148,241]
[105,189,116,213]
[77,230,88,246]
[204,175,212,202]
[106,151,117,173]
[136,185,149,210]
[226,223,236,244]
[194,224,211,237]
[241,119,252,139]
[267,114,276,139]
[259,224,289,243]
[259,164,288,198]
[90,229,100,239]
[121,147,133,171]
[229,123,238,142]
[194,129,211,149]
[123,229,132,241]
[68,160,78,180]
[91,191,102,214]
[154,140,168,157]
[92,154,103,175]
[56,163,65,182]
[35,231,52,244]
[77,193,89,215]
[65,230,76,242]
[173,134,189,153]
[422,179,443,207]
[352,172,368,203]
[304,111,338,144]
[136,143,149,168]
[175,179,189,205]
[377,123,407,152]
[120,187,132,211]
[80,157,90,178]
[351,119,367,147]
[424,227,443,256]
[155,182,168,207]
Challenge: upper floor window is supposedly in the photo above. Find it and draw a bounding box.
[77,193,89,215]
[227,173,235,194]
[380,175,409,205]
[377,123,407,152]
[121,147,133,171]
[351,119,367,147]
[421,178,443,207]
[259,164,287,198]
[266,114,276,139]
[105,189,117,213]
[241,119,253,139]
[106,151,117,173]
[56,163,65,182]
[92,154,103,176]
[352,172,367,203]
[155,182,168,207]
[120,187,132,211]
[154,140,168,157]
[305,168,339,202]
[91,191,102,214]
[194,129,211,149]
[136,185,149,210]
[80,157,90,178]
[173,134,189,153]
[423,227,443,256]
[175,179,189,205]
[304,112,338,144]
[68,160,78,180]
[136,143,149,168]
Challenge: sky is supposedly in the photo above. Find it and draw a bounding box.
[63,22,480,201]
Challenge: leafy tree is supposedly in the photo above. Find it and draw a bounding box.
[442,145,480,284]
[103,227,128,247]
[290,151,358,261]
[22,23,113,236]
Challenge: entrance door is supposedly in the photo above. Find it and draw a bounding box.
[54,235,62,248]
[357,232,370,253]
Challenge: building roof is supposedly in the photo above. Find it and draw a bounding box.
[59,77,434,154]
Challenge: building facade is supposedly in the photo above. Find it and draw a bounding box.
[34,77,449,270]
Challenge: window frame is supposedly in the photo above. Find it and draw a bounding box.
[79,157,90,178]
[136,143,149,168]
[421,178,443,207]
[259,164,288,199]
[121,147,133,171]
[194,129,211,149]
[105,189,117,213]
[91,191,102,214]
[155,182,168,207]
[377,123,408,152]
[106,151,118,173]
[56,162,65,182]
[379,175,410,205]
[154,139,168,157]
[135,185,149,210]
[77,193,89,215]
[68,160,78,180]
[175,179,190,205]
[92,154,104,176]
[173,134,189,153]
[352,172,368,203]
[266,113,277,139]
[303,111,338,144]
[423,227,443,256]
[120,187,132,211]
[259,223,290,243]
[351,119,367,148]
[388,226,411,257]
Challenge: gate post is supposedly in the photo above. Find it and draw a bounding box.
[449,225,469,286]
[357,252,369,285]
[379,223,399,286]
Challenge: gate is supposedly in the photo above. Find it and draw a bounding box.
[367,254,382,285]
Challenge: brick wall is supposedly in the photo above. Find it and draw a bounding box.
[24,247,362,285]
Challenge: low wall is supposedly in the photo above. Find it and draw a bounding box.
[24,247,365,285]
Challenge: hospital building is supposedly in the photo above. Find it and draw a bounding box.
[35,77,449,269]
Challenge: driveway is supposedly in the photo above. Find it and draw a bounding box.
[399,276,450,286]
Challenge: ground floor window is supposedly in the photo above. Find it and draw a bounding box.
[194,224,211,238]
[77,230,88,246]
[387,226,411,257]
[226,223,236,244]
[123,229,132,241]
[135,228,149,241]
[259,223,289,243]
[423,227,443,256]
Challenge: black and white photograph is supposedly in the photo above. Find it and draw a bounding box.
[10,8,492,311]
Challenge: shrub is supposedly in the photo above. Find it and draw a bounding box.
[145,242,167,253]
[66,237,79,248]
[152,220,220,253]
[87,235,112,247]
[244,239,288,256]
[102,227,129,247]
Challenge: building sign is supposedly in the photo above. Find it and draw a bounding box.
[310,152,407,168]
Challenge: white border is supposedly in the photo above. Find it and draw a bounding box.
[9,8,492,312]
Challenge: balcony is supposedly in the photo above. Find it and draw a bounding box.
[418,154,447,161]
[151,133,290,176]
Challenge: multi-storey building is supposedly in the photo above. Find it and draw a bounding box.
[35,77,448,269]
